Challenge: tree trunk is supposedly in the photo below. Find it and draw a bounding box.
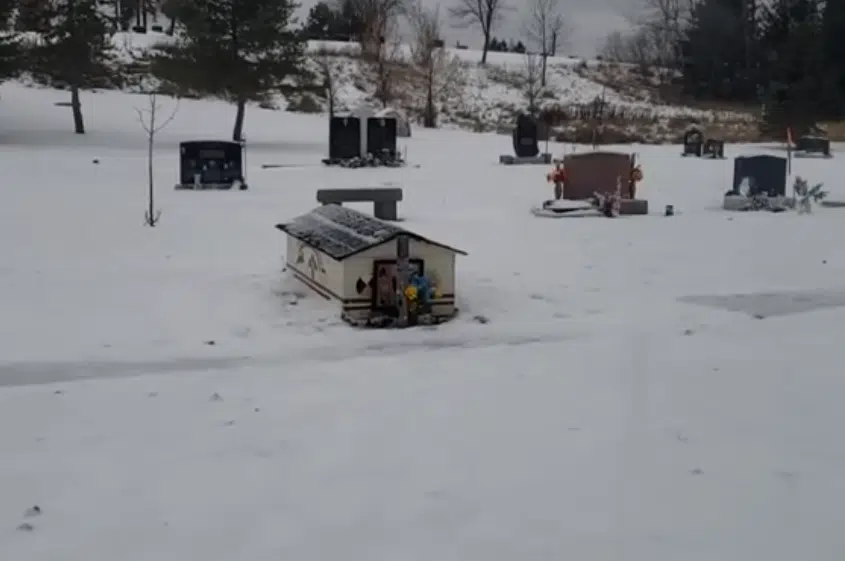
[424,74,435,128]
[232,96,246,141]
[481,31,490,64]
[167,16,176,35]
[148,126,155,224]
[70,84,85,134]
[541,54,548,87]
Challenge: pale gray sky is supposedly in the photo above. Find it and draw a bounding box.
[296,0,638,57]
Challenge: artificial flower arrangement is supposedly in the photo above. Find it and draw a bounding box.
[403,271,441,313]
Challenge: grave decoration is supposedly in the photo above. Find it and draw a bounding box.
[793,177,828,213]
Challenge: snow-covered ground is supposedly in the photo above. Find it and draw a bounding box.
[2,82,845,560]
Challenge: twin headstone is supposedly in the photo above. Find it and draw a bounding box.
[329,116,399,160]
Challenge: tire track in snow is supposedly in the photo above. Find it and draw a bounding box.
[0,332,578,388]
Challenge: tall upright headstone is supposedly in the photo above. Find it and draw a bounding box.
[366,117,398,157]
[329,116,362,160]
[512,114,540,158]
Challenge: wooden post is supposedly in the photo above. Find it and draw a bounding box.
[396,235,409,327]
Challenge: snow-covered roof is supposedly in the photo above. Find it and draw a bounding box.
[276,205,467,260]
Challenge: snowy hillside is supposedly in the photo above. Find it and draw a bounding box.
[1,78,845,560]
[108,31,756,142]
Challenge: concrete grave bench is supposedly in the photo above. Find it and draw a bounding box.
[316,187,403,221]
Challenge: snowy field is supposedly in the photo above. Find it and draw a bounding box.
[2,83,845,560]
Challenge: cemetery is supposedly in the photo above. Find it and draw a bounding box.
[275,204,466,327]
[175,140,248,190]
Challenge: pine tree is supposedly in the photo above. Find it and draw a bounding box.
[153,0,308,141]
[29,0,115,133]
[304,2,345,39]
[759,0,830,131]
[822,0,845,114]
[0,0,21,82]
[683,0,759,101]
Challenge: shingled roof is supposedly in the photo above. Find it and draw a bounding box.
[276,205,467,261]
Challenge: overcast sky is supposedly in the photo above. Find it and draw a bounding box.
[295,0,639,57]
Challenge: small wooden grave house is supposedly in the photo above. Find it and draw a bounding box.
[276,205,466,327]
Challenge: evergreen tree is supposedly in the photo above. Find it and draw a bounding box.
[334,0,366,40]
[0,0,21,82]
[682,0,759,101]
[304,1,341,39]
[153,0,308,141]
[16,0,50,31]
[29,0,116,133]
[821,0,845,113]
[759,0,831,130]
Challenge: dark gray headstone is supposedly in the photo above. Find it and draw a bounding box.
[179,140,243,185]
[366,117,398,156]
[732,155,787,196]
[683,128,702,154]
[796,135,830,155]
[512,114,539,158]
[329,116,361,160]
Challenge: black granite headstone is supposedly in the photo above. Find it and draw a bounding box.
[366,117,398,157]
[329,116,361,160]
[796,135,830,155]
[733,155,787,196]
[512,114,540,158]
[179,140,243,185]
[683,129,703,156]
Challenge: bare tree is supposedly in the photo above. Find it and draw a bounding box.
[135,92,179,227]
[523,0,566,86]
[599,28,657,76]
[522,52,544,115]
[407,0,464,127]
[372,27,403,107]
[314,53,337,116]
[338,0,406,59]
[600,30,628,61]
[449,0,509,65]
[626,0,696,77]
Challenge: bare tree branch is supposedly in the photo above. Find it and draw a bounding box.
[313,53,337,117]
[523,0,568,86]
[448,0,511,65]
[407,0,465,127]
[135,91,179,227]
[338,0,406,59]
[522,51,544,114]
